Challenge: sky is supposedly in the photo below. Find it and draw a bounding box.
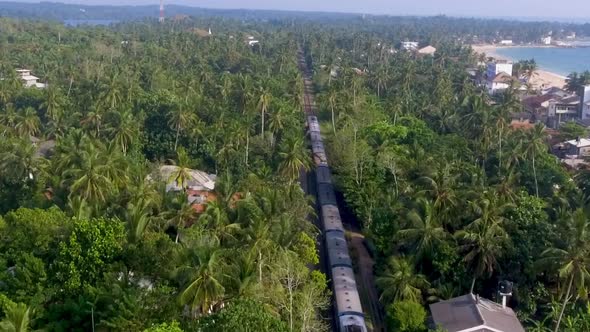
[13,0,590,20]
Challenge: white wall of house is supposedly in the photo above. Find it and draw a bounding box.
[487,62,513,78]
[500,40,513,45]
[487,81,510,95]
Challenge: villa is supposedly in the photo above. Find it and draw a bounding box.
[483,60,514,94]
[16,69,46,89]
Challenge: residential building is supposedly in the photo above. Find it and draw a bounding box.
[579,85,590,120]
[500,39,513,45]
[417,45,436,55]
[522,86,590,128]
[430,294,525,332]
[401,41,419,51]
[560,138,590,157]
[547,95,581,127]
[487,60,513,78]
[542,36,552,45]
[16,69,46,89]
[157,165,217,212]
[487,72,514,95]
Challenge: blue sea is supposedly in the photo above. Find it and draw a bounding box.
[495,47,590,76]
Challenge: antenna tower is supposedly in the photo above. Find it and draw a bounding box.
[159,0,164,23]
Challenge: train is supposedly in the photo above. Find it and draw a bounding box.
[299,52,367,332]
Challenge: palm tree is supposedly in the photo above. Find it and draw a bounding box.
[536,209,590,332]
[62,143,115,204]
[125,198,153,244]
[257,87,272,136]
[519,123,547,197]
[108,110,138,155]
[168,100,198,152]
[397,199,448,261]
[0,139,36,184]
[175,238,226,317]
[167,147,193,192]
[15,107,41,138]
[278,135,312,181]
[455,218,508,293]
[167,200,198,244]
[0,301,35,332]
[376,256,430,303]
[327,88,338,134]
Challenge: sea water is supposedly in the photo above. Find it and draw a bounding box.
[495,47,590,76]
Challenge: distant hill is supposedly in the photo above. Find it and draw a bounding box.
[0,1,357,21]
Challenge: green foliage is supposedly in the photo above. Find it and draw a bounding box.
[195,298,289,332]
[55,218,125,294]
[144,321,183,332]
[386,300,427,332]
[557,121,588,141]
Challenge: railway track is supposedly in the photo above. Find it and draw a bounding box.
[297,49,368,332]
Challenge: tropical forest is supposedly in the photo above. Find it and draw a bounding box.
[0,6,590,332]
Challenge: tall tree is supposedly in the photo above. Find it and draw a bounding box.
[537,209,590,332]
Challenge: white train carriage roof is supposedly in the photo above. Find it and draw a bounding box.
[317,183,337,206]
[332,266,364,314]
[326,232,352,268]
[321,204,344,232]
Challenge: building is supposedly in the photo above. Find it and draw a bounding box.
[417,45,436,55]
[430,294,525,332]
[542,36,552,45]
[401,41,419,51]
[547,95,582,127]
[500,39,513,45]
[560,138,590,157]
[157,165,217,212]
[246,36,260,46]
[487,60,513,78]
[579,85,590,120]
[16,69,46,89]
[487,72,514,95]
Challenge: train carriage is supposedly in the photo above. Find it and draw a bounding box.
[317,183,337,206]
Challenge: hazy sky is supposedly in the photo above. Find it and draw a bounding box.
[14,0,590,19]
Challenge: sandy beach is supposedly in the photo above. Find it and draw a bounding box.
[471,44,567,89]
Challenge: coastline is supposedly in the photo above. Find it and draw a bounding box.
[471,44,567,89]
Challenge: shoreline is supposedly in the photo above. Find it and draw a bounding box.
[471,44,567,89]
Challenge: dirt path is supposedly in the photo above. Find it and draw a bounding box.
[346,227,385,332]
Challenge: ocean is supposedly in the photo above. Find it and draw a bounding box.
[495,47,590,76]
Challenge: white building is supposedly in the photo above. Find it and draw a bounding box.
[417,45,436,55]
[500,40,513,45]
[401,41,419,51]
[16,69,46,89]
[542,36,552,45]
[580,85,590,120]
[487,72,513,95]
[487,61,513,78]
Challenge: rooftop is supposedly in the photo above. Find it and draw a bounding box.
[492,72,513,83]
[430,294,525,332]
[566,138,590,148]
[158,165,216,192]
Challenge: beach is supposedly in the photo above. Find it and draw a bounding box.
[472,44,567,89]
